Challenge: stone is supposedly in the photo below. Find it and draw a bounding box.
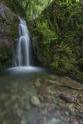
[35,79,41,87]
[59,93,76,103]
[48,80,56,84]
[21,118,27,124]
[78,119,83,124]
[24,104,31,111]
[77,111,83,118]
[2,121,9,124]
[48,118,62,124]
[80,98,83,103]
[16,108,23,117]
[69,119,79,124]
[68,104,75,113]
[30,96,41,107]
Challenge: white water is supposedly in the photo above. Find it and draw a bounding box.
[15,18,30,66]
[4,18,49,75]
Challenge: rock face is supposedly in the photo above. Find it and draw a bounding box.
[0,2,18,70]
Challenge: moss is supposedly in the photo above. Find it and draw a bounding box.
[10,18,19,38]
[0,46,12,70]
[30,0,83,79]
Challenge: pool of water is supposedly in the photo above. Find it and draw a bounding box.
[0,66,82,124]
[0,66,50,83]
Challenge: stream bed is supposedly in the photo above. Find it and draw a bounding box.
[0,69,83,124]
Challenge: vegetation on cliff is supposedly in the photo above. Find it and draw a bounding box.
[5,0,52,19]
[30,0,83,79]
[0,3,18,70]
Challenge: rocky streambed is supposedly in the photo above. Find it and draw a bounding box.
[0,75,83,124]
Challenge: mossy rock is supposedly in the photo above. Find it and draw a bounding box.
[0,3,19,70]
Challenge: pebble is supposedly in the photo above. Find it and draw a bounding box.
[30,96,41,107]
[69,119,79,124]
[59,93,76,103]
[21,118,27,124]
[35,79,42,87]
[77,111,83,118]
[48,118,62,124]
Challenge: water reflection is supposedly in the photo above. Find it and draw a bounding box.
[0,66,49,83]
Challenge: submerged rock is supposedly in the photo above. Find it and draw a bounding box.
[77,111,83,118]
[48,118,66,124]
[59,93,76,103]
[69,119,79,124]
[30,95,41,107]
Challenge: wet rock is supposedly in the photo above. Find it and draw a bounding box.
[69,119,79,124]
[0,3,18,69]
[59,93,76,103]
[80,98,83,103]
[68,104,75,113]
[48,118,63,124]
[16,108,23,117]
[24,104,31,111]
[77,111,83,118]
[72,121,79,124]
[48,80,56,84]
[28,108,44,124]
[2,121,9,124]
[35,79,41,87]
[64,111,70,116]
[30,96,41,107]
[78,119,83,124]
[21,117,27,124]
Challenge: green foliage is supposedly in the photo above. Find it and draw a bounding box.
[18,0,53,19]
[6,0,53,19]
[51,43,76,72]
[36,18,58,44]
[32,0,83,76]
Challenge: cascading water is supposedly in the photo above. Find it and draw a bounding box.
[15,18,31,66]
[4,17,47,75]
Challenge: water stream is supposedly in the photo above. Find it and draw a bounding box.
[15,18,31,66]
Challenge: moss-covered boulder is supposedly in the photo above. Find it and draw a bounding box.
[0,2,18,70]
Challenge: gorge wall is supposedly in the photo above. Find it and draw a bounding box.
[0,1,18,70]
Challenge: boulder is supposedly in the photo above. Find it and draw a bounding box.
[0,2,18,70]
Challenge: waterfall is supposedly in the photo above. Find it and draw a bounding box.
[4,18,48,75]
[15,18,31,66]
